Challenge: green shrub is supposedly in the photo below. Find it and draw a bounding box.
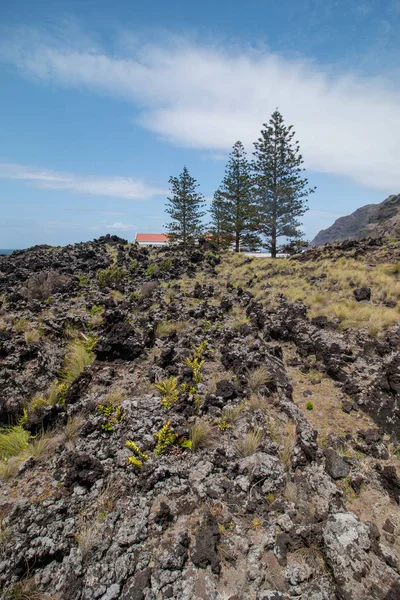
[306,401,314,410]
[159,258,173,272]
[96,265,125,289]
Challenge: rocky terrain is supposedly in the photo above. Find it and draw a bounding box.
[312,194,400,245]
[0,235,399,600]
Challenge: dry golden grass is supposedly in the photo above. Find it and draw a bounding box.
[103,388,127,406]
[110,290,124,303]
[14,317,30,332]
[24,329,41,344]
[222,402,246,424]
[247,394,270,414]
[29,430,63,461]
[247,366,272,394]
[64,414,85,442]
[234,428,264,457]
[155,320,187,338]
[287,354,375,444]
[190,419,212,451]
[62,343,94,384]
[216,249,400,335]
[75,517,101,560]
[3,578,56,599]
[0,456,21,480]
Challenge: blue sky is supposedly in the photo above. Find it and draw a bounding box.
[1,0,400,248]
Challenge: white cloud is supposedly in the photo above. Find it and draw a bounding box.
[104,222,135,231]
[1,27,400,191]
[0,163,167,200]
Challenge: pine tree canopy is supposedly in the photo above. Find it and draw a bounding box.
[209,189,231,247]
[211,141,261,252]
[253,110,315,257]
[165,166,205,247]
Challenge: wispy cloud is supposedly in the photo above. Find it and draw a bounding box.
[1,26,400,191]
[71,209,127,215]
[0,163,167,200]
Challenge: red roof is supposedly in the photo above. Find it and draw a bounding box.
[135,233,169,242]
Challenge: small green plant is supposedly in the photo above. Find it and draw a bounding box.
[154,421,178,455]
[185,341,209,384]
[0,293,8,307]
[147,263,157,277]
[79,274,88,286]
[156,376,179,409]
[180,382,197,395]
[251,517,263,530]
[90,305,104,316]
[306,401,314,410]
[126,440,149,468]
[129,259,138,271]
[130,291,140,302]
[215,415,233,431]
[97,404,125,432]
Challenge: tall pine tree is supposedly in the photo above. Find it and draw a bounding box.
[165,166,205,248]
[214,141,260,252]
[253,110,315,258]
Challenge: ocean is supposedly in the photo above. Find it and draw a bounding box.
[0,249,15,255]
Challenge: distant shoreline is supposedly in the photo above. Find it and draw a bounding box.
[0,249,16,255]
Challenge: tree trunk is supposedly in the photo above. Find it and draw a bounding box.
[271,226,277,258]
[235,233,240,253]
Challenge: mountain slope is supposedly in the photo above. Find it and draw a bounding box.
[312,194,400,245]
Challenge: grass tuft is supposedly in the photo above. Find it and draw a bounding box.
[247,366,271,394]
[234,428,264,457]
[62,343,94,385]
[189,419,212,451]
[0,426,30,461]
